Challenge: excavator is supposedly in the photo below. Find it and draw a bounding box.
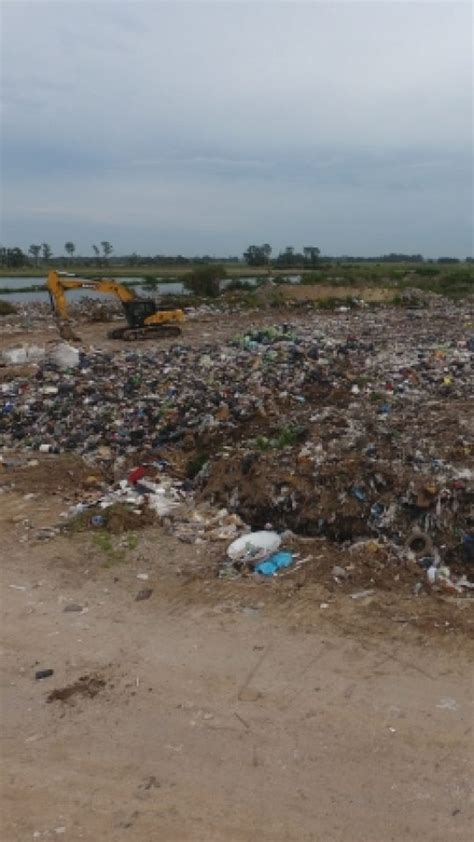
[47,270,185,341]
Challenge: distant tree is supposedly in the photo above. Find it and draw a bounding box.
[41,243,52,263]
[303,246,320,266]
[28,244,41,267]
[380,253,424,263]
[92,244,101,266]
[65,241,76,263]
[437,257,460,264]
[127,252,139,267]
[101,241,113,262]
[275,247,297,267]
[1,247,28,268]
[184,264,226,297]
[243,244,272,266]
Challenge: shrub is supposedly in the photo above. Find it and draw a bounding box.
[226,279,254,291]
[184,264,226,297]
[414,266,440,277]
[0,300,17,315]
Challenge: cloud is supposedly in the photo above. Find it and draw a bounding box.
[1,1,472,256]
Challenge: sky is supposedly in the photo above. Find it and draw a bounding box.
[1,0,472,258]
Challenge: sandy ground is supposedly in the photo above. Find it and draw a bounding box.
[1,489,473,842]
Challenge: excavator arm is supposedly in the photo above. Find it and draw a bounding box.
[47,270,136,321]
[46,270,184,341]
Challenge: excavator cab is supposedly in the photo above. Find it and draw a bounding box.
[122,299,158,328]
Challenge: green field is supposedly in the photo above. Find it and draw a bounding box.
[0,263,273,279]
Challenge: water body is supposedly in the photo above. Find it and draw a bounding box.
[0,277,187,303]
[0,275,302,303]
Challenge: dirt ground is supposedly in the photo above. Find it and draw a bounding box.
[1,486,472,842]
[0,306,285,354]
[1,308,473,841]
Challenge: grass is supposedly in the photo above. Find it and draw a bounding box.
[0,262,272,279]
[67,504,143,568]
[225,279,255,291]
[299,263,473,300]
[0,283,47,294]
[92,530,138,567]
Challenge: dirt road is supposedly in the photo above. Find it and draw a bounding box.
[1,492,472,842]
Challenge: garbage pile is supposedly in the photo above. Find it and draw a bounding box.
[0,302,472,592]
[62,467,247,547]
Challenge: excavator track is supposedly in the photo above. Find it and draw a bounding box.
[107,324,183,341]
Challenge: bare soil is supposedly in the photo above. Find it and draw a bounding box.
[1,485,473,842]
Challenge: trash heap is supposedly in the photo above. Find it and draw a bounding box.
[1,302,473,591]
[64,467,247,547]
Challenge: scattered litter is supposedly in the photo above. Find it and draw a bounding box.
[436,697,460,712]
[35,669,54,680]
[1,344,45,365]
[227,531,281,564]
[255,551,294,576]
[48,342,80,369]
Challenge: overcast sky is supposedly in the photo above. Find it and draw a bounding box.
[1,1,472,258]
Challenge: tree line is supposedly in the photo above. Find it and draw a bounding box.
[242,245,471,267]
[0,241,471,269]
[0,241,114,269]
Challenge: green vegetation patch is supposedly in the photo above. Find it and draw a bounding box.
[0,300,17,315]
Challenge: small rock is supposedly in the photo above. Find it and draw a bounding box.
[135,588,153,602]
[63,603,83,613]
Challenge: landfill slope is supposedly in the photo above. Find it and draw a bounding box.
[1,299,472,603]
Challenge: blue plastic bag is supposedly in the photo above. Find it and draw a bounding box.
[255,551,293,576]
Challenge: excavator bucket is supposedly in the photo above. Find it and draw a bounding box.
[58,320,81,342]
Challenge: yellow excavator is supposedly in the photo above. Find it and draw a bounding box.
[47,271,185,341]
